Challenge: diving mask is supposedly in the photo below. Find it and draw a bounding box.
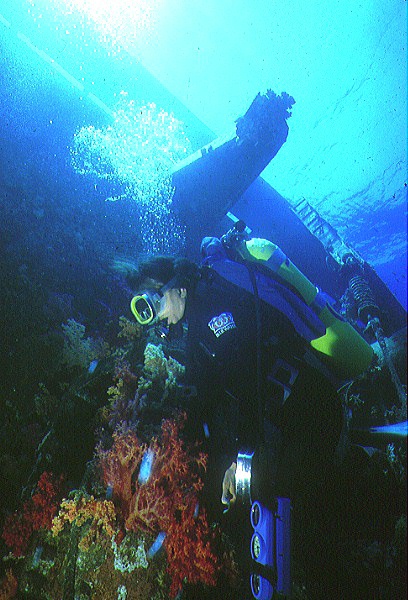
[130,275,181,326]
[130,290,163,325]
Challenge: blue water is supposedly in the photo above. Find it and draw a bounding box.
[0,1,405,432]
[1,0,406,309]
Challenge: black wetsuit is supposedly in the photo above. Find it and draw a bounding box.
[184,262,343,497]
[180,260,344,598]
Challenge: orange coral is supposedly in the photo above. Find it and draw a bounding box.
[98,414,207,534]
[98,413,219,597]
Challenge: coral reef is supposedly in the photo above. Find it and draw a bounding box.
[98,413,219,596]
[11,434,212,598]
[2,287,404,599]
[105,359,141,431]
[165,502,219,596]
[105,343,186,434]
[111,532,148,572]
[117,315,143,341]
[8,517,167,600]
[61,318,110,370]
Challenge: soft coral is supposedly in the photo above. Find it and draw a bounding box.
[2,471,63,557]
[98,413,219,596]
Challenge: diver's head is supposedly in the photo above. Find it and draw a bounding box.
[128,256,199,326]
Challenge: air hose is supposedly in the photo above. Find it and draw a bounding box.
[349,274,407,410]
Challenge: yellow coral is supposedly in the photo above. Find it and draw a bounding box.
[107,378,126,404]
[143,343,169,380]
[52,494,117,551]
[118,316,142,340]
[97,405,112,426]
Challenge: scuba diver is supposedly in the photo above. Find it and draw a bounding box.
[127,220,375,599]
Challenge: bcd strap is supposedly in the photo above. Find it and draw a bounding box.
[267,358,299,404]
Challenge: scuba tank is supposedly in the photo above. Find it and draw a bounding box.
[221,220,374,380]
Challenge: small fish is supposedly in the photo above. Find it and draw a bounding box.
[88,359,99,374]
[138,449,154,484]
[106,484,114,499]
[147,532,166,558]
[32,545,43,567]
[203,422,210,438]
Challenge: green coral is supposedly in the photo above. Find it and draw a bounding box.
[385,442,406,483]
[61,318,109,369]
[111,533,148,573]
[107,377,126,405]
[76,540,107,574]
[117,584,127,600]
[137,343,185,399]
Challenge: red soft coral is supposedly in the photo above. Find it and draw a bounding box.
[98,413,219,596]
[2,471,64,557]
[165,500,219,597]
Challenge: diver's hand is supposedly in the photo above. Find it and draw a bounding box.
[221,461,237,510]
